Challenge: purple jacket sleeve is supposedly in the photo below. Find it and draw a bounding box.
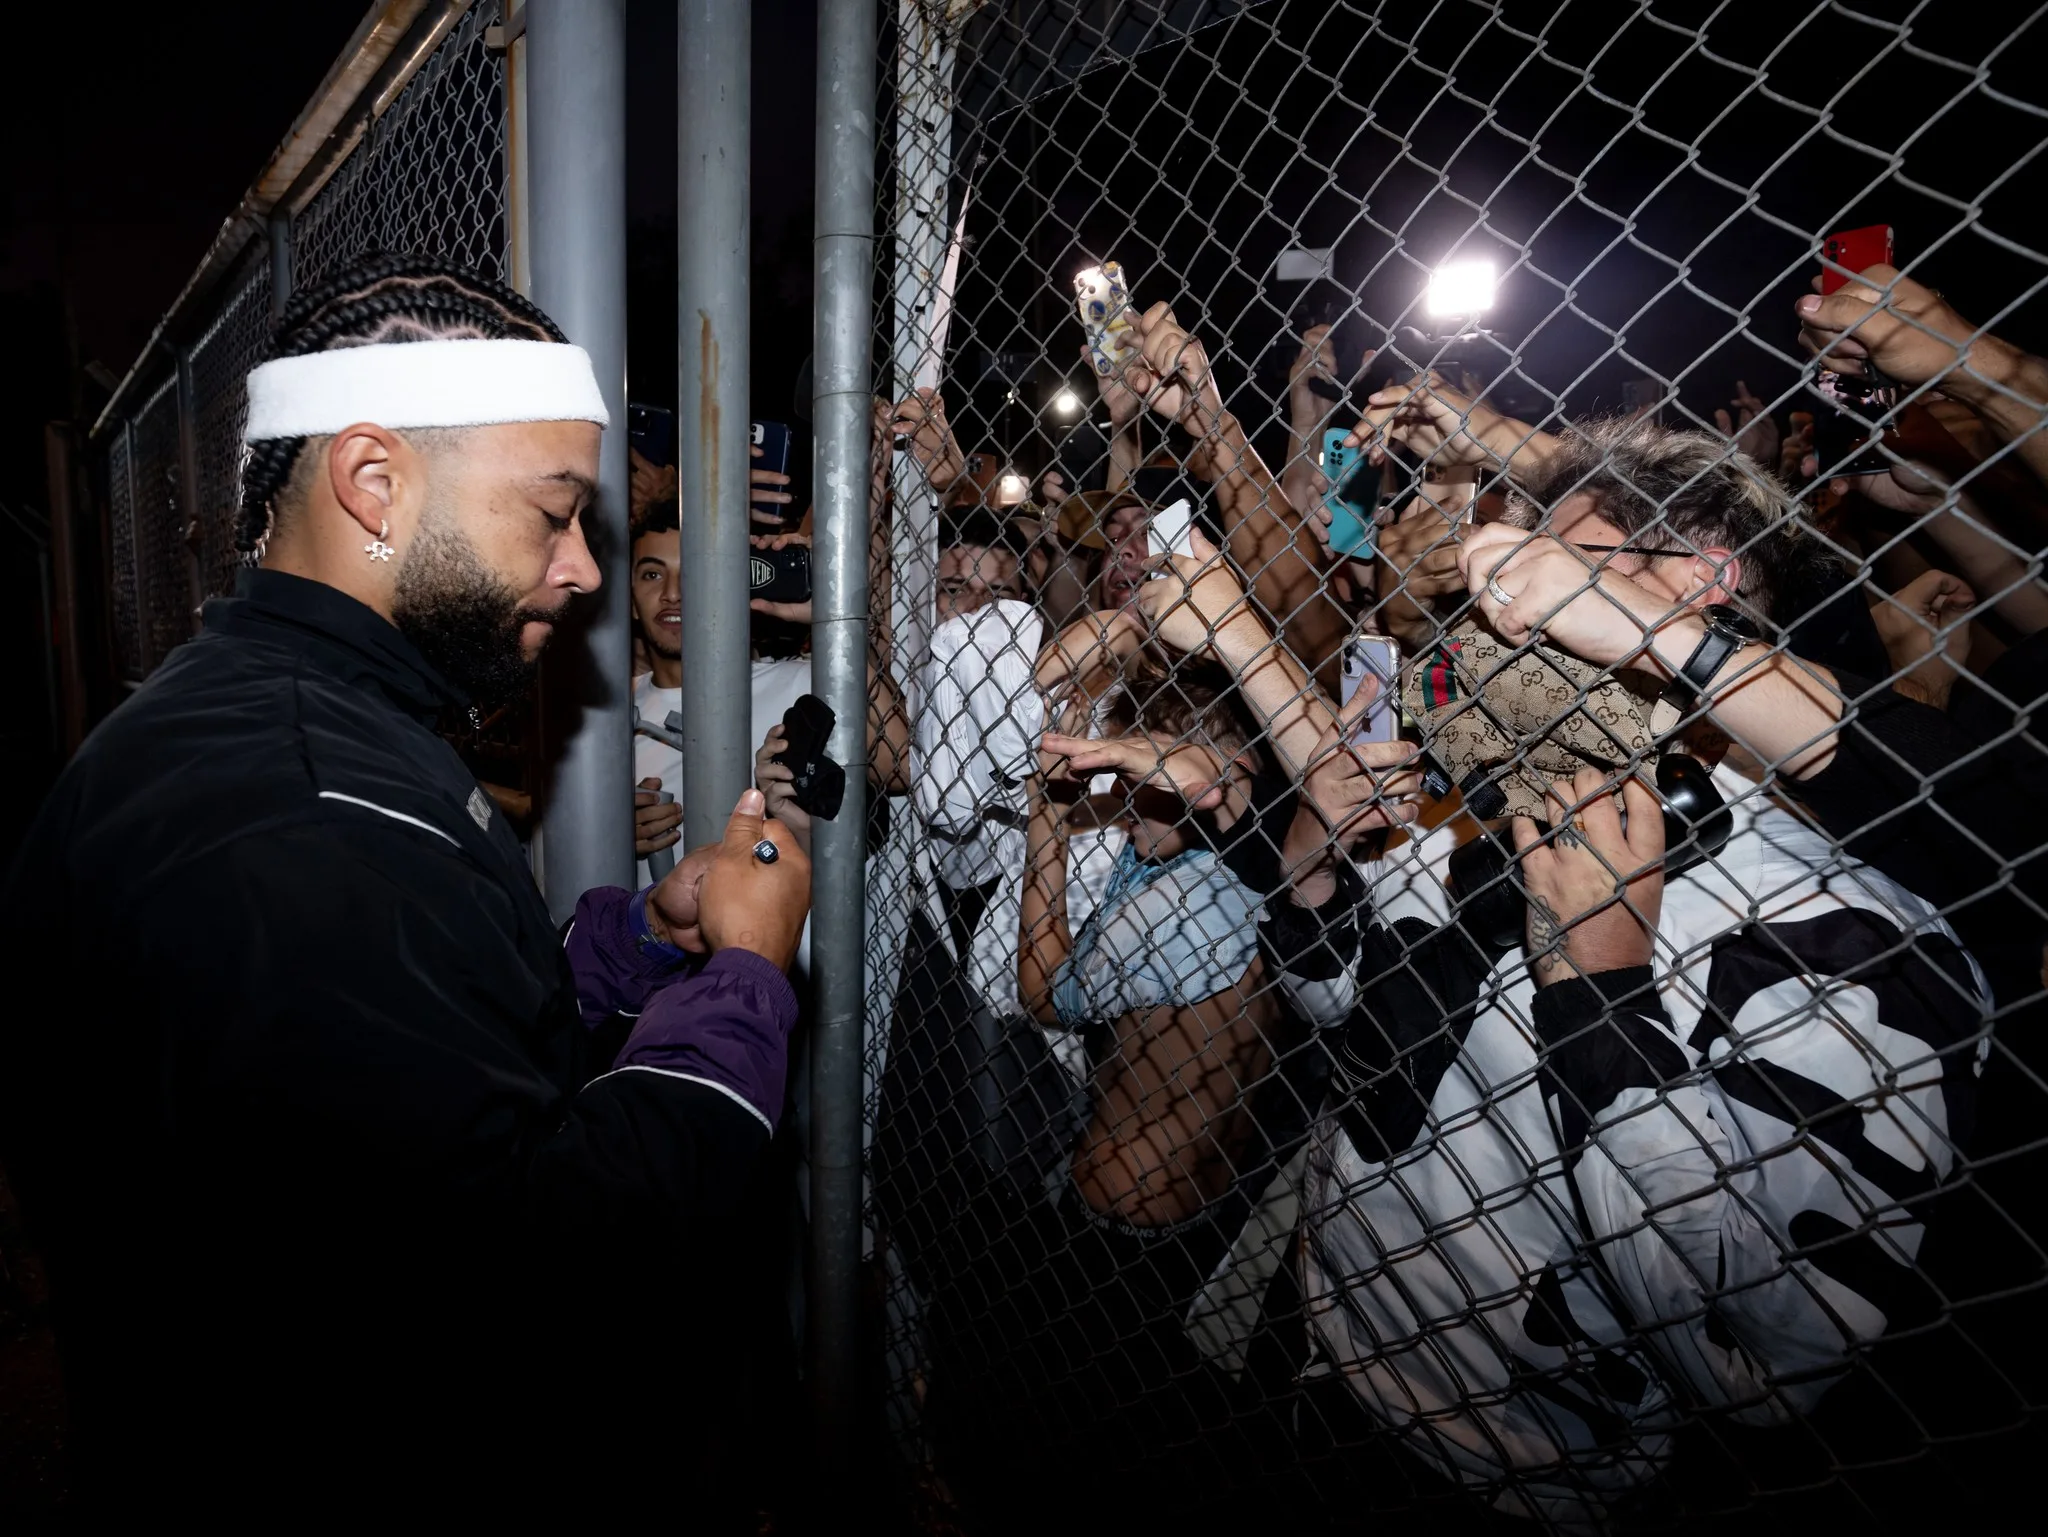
[563,885,698,1030]
[610,950,800,1132]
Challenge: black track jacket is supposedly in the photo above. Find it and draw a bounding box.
[0,571,796,1517]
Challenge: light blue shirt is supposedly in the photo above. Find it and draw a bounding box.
[1052,843,1261,1029]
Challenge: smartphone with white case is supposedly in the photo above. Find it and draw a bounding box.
[1147,497,1196,561]
[1074,260,1140,378]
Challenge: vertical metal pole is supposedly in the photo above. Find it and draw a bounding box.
[808,0,876,1477]
[529,0,633,920]
[267,214,293,323]
[677,0,752,851]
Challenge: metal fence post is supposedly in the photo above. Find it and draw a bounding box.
[808,0,877,1476]
[529,0,633,920]
[676,0,753,850]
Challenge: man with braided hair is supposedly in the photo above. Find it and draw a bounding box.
[0,254,813,1517]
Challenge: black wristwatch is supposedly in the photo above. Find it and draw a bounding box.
[1667,604,1761,711]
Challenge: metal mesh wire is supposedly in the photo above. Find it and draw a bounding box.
[292,3,510,290]
[187,264,272,604]
[128,377,187,675]
[93,1,508,678]
[860,1,2048,1530]
[105,427,139,683]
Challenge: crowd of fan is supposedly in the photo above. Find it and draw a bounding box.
[628,266,2048,1528]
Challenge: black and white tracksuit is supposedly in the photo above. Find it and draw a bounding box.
[1259,770,1988,1526]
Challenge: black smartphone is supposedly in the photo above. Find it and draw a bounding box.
[1053,419,1109,497]
[750,420,795,527]
[629,403,676,468]
[749,543,812,606]
[772,693,846,819]
[751,420,792,477]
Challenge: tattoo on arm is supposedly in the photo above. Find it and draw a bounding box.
[1529,893,1571,980]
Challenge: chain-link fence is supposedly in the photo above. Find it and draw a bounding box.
[860,1,2048,1530]
[91,0,508,685]
[60,0,2048,1527]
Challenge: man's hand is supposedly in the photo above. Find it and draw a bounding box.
[1085,340,1146,430]
[1118,301,1225,435]
[634,776,683,859]
[1349,374,1508,473]
[750,443,795,528]
[1870,569,1974,709]
[1132,528,1267,658]
[1289,323,1345,411]
[1796,265,1984,391]
[1460,523,1672,666]
[892,389,966,495]
[644,837,722,954]
[1377,483,1472,602]
[697,789,812,972]
[1513,768,1664,985]
[1039,730,1228,812]
[631,446,678,520]
[1282,685,1424,905]
[1716,380,1780,467]
[748,530,813,624]
[1780,413,1815,483]
[753,724,814,856]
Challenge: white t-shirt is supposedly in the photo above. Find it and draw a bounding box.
[632,655,813,887]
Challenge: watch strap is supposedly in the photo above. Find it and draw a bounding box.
[1667,615,1744,714]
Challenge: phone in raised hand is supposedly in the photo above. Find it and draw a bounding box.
[1320,428,1380,557]
[1147,497,1196,562]
[1339,634,1400,744]
[1812,223,1900,474]
[1074,261,1140,378]
[1820,224,1893,295]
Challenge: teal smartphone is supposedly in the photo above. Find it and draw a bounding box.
[1321,428,1379,557]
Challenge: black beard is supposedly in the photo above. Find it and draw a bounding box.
[391,518,556,710]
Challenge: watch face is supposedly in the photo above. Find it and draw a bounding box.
[1703,603,1762,642]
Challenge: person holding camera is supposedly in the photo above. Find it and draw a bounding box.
[1257,412,1988,1522]
[628,493,909,885]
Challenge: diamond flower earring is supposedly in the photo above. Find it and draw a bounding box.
[365,519,394,563]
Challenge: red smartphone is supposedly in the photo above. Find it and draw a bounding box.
[1820,224,1893,294]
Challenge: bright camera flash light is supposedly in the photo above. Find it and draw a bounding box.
[1426,259,1497,318]
[1052,388,1082,417]
[997,472,1029,506]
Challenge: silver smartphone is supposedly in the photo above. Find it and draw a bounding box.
[1340,634,1401,744]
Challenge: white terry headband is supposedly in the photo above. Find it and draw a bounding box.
[242,338,610,442]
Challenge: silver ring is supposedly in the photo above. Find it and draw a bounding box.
[752,839,780,865]
[1485,575,1515,608]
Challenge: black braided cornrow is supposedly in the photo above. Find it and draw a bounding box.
[236,252,569,561]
